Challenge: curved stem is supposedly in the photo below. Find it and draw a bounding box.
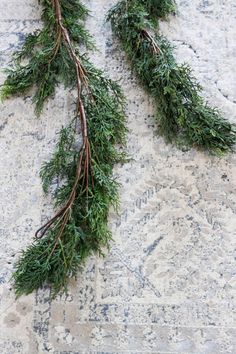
[141,29,162,55]
[35,0,92,250]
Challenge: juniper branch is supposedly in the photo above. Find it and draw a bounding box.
[108,0,236,155]
[1,0,126,297]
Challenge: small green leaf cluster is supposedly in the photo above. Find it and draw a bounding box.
[108,0,236,154]
[141,0,176,20]
[1,0,93,114]
[13,224,85,297]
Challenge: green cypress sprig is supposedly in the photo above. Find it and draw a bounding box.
[1,0,126,297]
[108,0,236,155]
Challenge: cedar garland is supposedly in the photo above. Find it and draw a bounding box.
[1,0,126,297]
[108,0,236,154]
[1,0,235,298]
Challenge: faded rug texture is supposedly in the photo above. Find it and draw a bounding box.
[0,0,236,353]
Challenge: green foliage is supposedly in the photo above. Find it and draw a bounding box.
[1,0,93,114]
[141,0,176,20]
[14,69,126,296]
[2,0,126,297]
[13,225,84,297]
[3,0,235,298]
[108,0,236,154]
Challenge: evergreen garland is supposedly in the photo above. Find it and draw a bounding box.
[1,0,235,298]
[1,0,126,297]
[108,0,236,154]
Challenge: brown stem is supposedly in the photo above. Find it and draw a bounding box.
[35,0,92,251]
[36,145,85,239]
[141,29,162,55]
[49,25,62,63]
